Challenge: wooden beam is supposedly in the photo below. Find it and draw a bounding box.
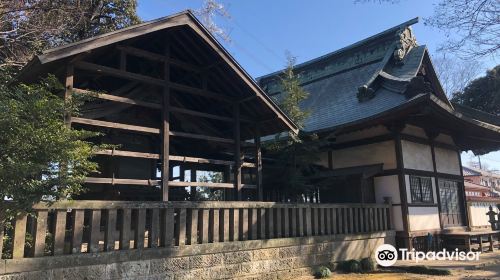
[255,125,263,200]
[169,131,234,144]
[169,82,232,103]
[72,117,160,134]
[170,106,234,122]
[168,181,256,189]
[233,103,242,200]
[162,42,171,202]
[85,177,160,186]
[117,45,201,73]
[95,149,160,159]
[75,61,164,86]
[64,65,74,125]
[73,88,161,109]
[75,61,233,102]
[169,155,256,167]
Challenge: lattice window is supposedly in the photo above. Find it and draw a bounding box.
[409,176,433,203]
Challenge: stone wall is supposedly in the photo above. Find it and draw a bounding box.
[0,232,394,280]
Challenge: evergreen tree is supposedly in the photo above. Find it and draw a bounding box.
[452,65,500,115]
[264,53,322,202]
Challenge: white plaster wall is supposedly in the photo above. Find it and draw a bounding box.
[401,140,433,171]
[435,133,455,145]
[392,205,404,231]
[408,206,441,231]
[435,147,461,175]
[374,175,401,204]
[374,175,404,231]
[404,175,438,204]
[468,202,499,227]
[402,125,427,138]
[336,125,389,142]
[331,141,396,170]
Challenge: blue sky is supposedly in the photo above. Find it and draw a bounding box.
[137,0,500,171]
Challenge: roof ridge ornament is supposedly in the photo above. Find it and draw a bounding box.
[393,27,418,65]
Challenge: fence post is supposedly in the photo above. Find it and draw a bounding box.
[384,197,394,230]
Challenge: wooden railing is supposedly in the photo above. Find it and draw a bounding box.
[1,201,392,259]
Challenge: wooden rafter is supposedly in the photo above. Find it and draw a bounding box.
[72,117,160,134]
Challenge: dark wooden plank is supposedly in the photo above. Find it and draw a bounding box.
[13,214,27,259]
[290,208,297,237]
[72,210,85,254]
[332,208,337,234]
[201,209,210,244]
[259,208,266,239]
[72,117,160,134]
[162,208,175,247]
[119,209,131,250]
[75,61,165,86]
[255,125,263,200]
[73,88,161,109]
[222,209,230,242]
[170,130,233,144]
[250,208,258,240]
[105,210,117,251]
[267,208,274,239]
[170,106,234,122]
[64,64,74,125]
[275,208,282,238]
[241,209,249,241]
[34,210,48,257]
[150,209,160,248]
[283,208,290,237]
[85,177,160,186]
[95,149,160,159]
[177,208,187,246]
[298,208,304,237]
[162,47,171,202]
[233,104,242,200]
[89,210,101,253]
[305,208,312,236]
[189,209,198,245]
[212,209,220,243]
[135,209,146,249]
[54,210,67,255]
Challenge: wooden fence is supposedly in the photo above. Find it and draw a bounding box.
[1,201,392,259]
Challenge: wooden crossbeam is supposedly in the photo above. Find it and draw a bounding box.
[72,117,160,134]
[73,88,161,109]
[92,151,256,168]
[117,45,201,73]
[169,155,256,168]
[168,181,256,189]
[95,149,160,159]
[170,106,234,122]
[75,61,164,86]
[74,61,233,102]
[85,177,160,186]
[169,131,234,144]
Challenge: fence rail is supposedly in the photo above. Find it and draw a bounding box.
[1,200,392,259]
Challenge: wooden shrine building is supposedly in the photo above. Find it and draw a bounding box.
[259,18,500,248]
[18,10,297,202]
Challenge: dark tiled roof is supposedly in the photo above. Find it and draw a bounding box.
[258,19,435,133]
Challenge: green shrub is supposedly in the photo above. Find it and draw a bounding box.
[403,265,451,276]
[348,260,362,273]
[314,266,332,278]
[360,257,376,272]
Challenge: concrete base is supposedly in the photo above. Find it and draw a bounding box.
[1,231,394,280]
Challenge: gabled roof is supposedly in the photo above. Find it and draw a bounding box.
[258,17,448,134]
[18,10,298,136]
[258,18,500,153]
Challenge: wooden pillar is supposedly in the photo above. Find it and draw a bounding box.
[233,103,242,200]
[255,125,263,201]
[191,168,197,199]
[64,65,74,126]
[161,44,171,201]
